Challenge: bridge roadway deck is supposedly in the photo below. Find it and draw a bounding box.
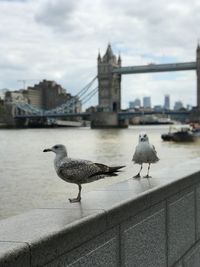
[14,110,190,119]
[112,61,196,74]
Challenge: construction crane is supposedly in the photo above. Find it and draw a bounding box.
[17,79,40,90]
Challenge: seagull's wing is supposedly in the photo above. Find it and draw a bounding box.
[150,144,159,161]
[57,158,106,183]
[151,144,156,153]
[151,144,158,155]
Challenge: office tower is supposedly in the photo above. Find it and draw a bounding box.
[164,94,170,110]
[143,97,151,108]
[174,101,183,110]
[129,98,141,109]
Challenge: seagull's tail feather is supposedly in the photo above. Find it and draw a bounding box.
[108,165,126,173]
[87,163,125,182]
[106,165,125,177]
[92,164,125,178]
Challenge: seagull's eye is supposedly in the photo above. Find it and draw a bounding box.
[54,145,58,149]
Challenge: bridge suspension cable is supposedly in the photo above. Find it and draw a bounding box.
[75,76,97,98]
[80,87,98,105]
[45,76,97,114]
[14,76,98,116]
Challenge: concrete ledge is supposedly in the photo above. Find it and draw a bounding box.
[121,202,166,266]
[168,189,195,266]
[46,227,119,267]
[183,240,200,267]
[1,158,200,266]
[0,242,30,267]
[0,209,107,266]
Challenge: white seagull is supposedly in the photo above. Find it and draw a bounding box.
[132,133,159,178]
[43,144,125,202]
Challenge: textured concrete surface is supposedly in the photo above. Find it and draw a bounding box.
[46,228,119,267]
[0,159,200,266]
[183,243,200,267]
[121,203,166,267]
[173,261,183,267]
[168,189,195,266]
[0,241,30,267]
[0,208,107,266]
[195,184,200,239]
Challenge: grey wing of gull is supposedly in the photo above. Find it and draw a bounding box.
[57,158,103,184]
[151,144,158,156]
[149,144,159,162]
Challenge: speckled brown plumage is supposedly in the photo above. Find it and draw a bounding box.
[44,144,125,202]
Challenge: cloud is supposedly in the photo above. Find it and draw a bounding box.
[0,54,27,71]
[0,0,28,2]
[35,0,78,31]
[0,0,199,109]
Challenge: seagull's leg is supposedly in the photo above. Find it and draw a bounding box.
[144,163,151,178]
[69,184,82,203]
[77,184,82,201]
[133,164,142,178]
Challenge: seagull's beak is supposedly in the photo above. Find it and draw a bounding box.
[43,148,52,152]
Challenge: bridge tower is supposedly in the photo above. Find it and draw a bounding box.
[190,44,200,122]
[196,44,200,108]
[97,44,121,112]
[91,44,127,128]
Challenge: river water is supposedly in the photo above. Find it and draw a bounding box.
[0,125,200,219]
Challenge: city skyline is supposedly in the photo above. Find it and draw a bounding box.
[0,85,193,111]
[128,95,190,111]
[0,0,200,109]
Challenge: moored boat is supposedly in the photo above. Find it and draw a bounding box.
[161,126,196,142]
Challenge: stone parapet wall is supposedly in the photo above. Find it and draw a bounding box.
[1,159,200,266]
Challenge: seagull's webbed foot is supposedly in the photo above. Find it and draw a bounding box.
[68,197,81,203]
[143,175,151,179]
[133,173,141,179]
[69,184,82,203]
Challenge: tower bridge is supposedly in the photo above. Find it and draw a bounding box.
[92,44,200,128]
[11,44,200,127]
[112,61,196,74]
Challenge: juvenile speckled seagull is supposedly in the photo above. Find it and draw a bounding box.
[132,133,159,178]
[43,144,125,203]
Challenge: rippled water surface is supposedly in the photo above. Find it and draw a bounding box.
[1,125,200,219]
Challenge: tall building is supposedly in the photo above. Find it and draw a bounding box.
[26,80,81,112]
[129,98,141,109]
[4,80,82,113]
[164,94,170,110]
[174,101,184,110]
[4,90,29,104]
[143,97,151,108]
[97,44,121,112]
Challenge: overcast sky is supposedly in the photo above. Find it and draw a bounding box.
[0,0,200,109]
